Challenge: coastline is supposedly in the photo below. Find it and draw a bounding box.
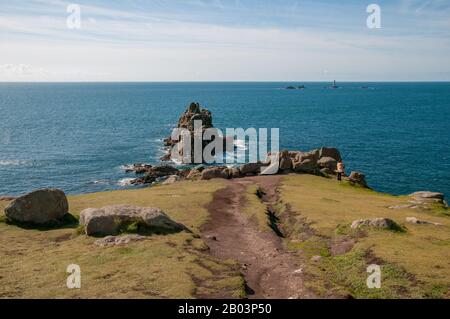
[1,174,448,298]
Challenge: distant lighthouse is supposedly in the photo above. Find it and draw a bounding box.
[332,80,339,89]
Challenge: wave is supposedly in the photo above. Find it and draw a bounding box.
[120,164,135,171]
[117,178,135,187]
[234,139,247,151]
[0,160,30,166]
[89,180,108,185]
[119,163,152,171]
[166,138,249,166]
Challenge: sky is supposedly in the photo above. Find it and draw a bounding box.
[0,0,449,81]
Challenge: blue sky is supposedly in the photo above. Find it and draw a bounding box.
[1,0,449,81]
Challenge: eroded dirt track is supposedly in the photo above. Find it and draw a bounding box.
[203,176,315,299]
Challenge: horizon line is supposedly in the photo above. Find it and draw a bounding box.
[1,80,450,84]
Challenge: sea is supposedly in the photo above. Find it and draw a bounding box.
[0,82,449,198]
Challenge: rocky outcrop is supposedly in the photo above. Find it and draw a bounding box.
[94,234,147,247]
[239,162,264,176]
[266,147,342,176]
[317,157,338,173]
[409,192,446,206]
[162,175,180,185]
[389,191,447,210]
[150,103,369,186]
[319,147,342,162]
[405,217,442,226]
[123,144,370,190]
[162,102,230,163]
[286,85,306,90]
[123,163,153,174]
[0,196,16,201]
[279,151,293,171]
[348,172,368,188]
[229,167,242,179]
[79,205,188,237]
[130,165,180,185]
[175,102,213,132]
[186,168,202,180]
[201,167,229,180]
[293,158,316,172]
[5,189,69,225]
[351,218,403,231]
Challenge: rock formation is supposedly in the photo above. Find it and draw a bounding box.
[5,189,69,225]
[124,163,153,174]
[130,165,181,185]
[123,104,371,188]
[162,102,228,163]
[94,234,148,247]
[0,196,17,201]
[79,205,188,237]
[200,166,230,180]
[348,171,368,188]
[351,218,403,231]
[266,147,343,176]
[389,191,447,210]
[162,175,180,185]
[409,191,446,206]
[405,217,442,226]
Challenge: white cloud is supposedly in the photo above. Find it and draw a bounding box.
[0,0,449,81]
[0,64,48,76]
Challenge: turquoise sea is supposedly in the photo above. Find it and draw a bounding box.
[0,82,449,198]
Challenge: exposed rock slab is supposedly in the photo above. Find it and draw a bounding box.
[201,167,229,180]
[317,156,338,173]
[348,171,368,188]
[409,192,446,207]
[405,217,442,226]
[5,189,68,225]
[410,191,444,200]
[94,234,147,247]
[80,205,188,237]
[351,218,402,231]
[162,175,180,185]
[131,165,180,185]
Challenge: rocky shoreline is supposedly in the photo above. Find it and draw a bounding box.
[1,102,447,206]
[123,146,369,187]
[118,102,448,209]
[123,102,369,188]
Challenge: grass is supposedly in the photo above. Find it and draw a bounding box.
[242,184,273,233]
[280,174,450,299]
[0,180,245,299]
[1,174,448,299]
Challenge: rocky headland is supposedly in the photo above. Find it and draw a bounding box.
[124,102,369,189]
[1,102,448,299]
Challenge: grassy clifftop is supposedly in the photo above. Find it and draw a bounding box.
[280,175,450,298]
[1,175,449,298]
[0,180,245,299]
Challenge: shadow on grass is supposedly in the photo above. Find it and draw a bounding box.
[85,220,192,238]
[2,213,79,231]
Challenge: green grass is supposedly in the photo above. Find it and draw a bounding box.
[242,184,273,233]
[0,180,245,299]
[280,174,450,299]
[1,174,449,299]
[318,249,422,299]
[288,236,331,257]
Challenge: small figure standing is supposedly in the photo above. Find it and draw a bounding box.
[336,161,345,181]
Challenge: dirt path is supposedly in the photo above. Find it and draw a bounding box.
[203,176,314,299]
